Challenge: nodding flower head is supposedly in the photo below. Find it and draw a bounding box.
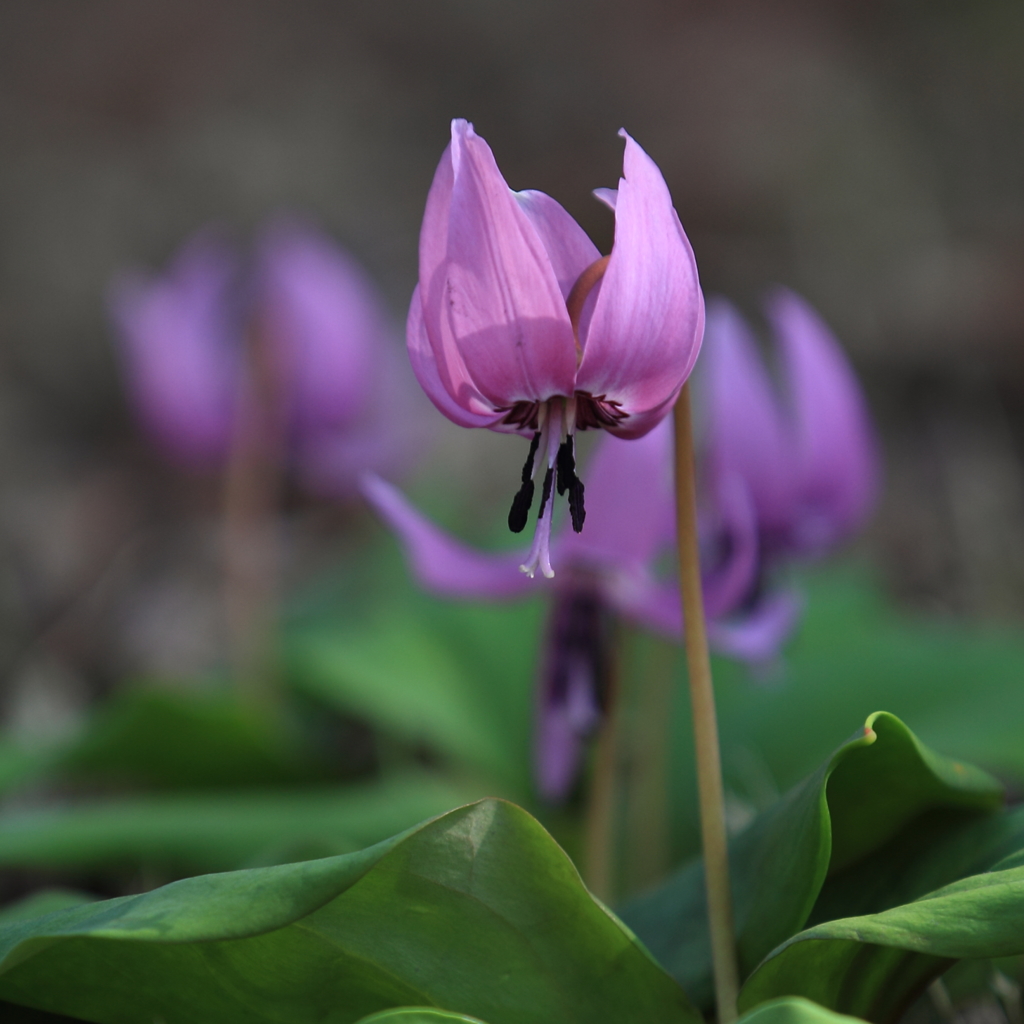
[409,119,704,578]
[109,219,422,495]
[703,289,879,561]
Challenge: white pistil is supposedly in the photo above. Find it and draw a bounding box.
[519,399,562,579]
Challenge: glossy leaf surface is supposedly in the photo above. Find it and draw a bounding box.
[737,996,868,1024]
[739,864,1024,1021]
[622,712,1002,1010]
[0,799,698,1024]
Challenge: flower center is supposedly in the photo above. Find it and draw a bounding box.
[507,258,616,577]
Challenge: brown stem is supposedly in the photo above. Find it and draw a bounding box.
[673,382,739,1023]
[222,323,284,706]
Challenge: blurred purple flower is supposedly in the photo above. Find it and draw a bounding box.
[410,119,704,578]
[109,219,421,496]
[699,289,880,662]
[363,417,753,800]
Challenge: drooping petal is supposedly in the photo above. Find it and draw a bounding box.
[415,136,508,421]
[360,474,536,599]
[421,120,578,410]
[767,288,880,552]
[406,287,506,430]
[108,232,240,466]
[576,131,704,438]
[513,189,601,300]
[707,588,803,665]
[256,219,381,436]
[556,417,674,569]
[702,298,796,538]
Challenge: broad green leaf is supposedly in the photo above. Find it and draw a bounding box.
[738,996,868,1024]
[739,864,1024,1021]
[54,687,329,789]
[711,568,1024,806]
[0,892,94,925]
[808,803,1024,926]
[287,594,540,793]
[0,799,698,1024]
[621,712,1002,1010]
[356,1011,490,1024]
[0,774,477,873]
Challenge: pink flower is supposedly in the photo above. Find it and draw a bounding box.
[109,220,421,496]
[363,289,879,799]
[410,119,704,578]
[362,418,754,800]
[699,289,880,661]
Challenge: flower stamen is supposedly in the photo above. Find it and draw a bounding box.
[508,430,541,532]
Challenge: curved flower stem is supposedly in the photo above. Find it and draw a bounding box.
[673,382,739,1023]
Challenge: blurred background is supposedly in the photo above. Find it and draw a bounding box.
[1,0,1024,902]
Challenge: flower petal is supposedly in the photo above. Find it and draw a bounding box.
[407,287,505,430]
[415,136,503,421]
[556,416,674,569]
[707,588,803,665]
[576,131,704,437]
[422,120,578,409]
[513,189,600,300]
[767,288,880,551]
[702,298,796,538]
[700,470,760,619]
[256,218,381,435]
[360,474,536,599]
[108,232,239,466]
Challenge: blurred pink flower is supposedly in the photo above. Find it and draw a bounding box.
[699,289,880,662]
[362,418,754,800]
[410,119,704,578]
[109,219,422,496]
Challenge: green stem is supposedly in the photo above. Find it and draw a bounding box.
[673,383,739,1023]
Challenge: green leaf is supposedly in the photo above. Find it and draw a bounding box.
[356,1011,491,1024]
[706,568,1024,822]
[287,595,540,793]
[621,712,1002,1010]
[739,864,1024,1021]
[0,799,698,1024]
[738,996,868,1024]
[54,687,329,789]
[0,774,478,873]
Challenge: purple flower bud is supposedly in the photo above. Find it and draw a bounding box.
[410,119,704,577]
